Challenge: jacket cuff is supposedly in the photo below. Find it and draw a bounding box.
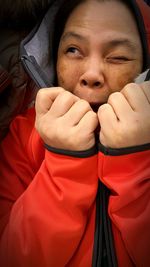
[98,142,150,156]
[45,144,98,158]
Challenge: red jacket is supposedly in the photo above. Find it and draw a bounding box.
[0,107,150,267]
[0,0,150,266]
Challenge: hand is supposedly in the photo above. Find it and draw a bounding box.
[35,87,98,151]
[98,81,150,148]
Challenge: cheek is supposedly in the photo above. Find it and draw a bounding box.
[109,65,142,93]
[57,60,80,92]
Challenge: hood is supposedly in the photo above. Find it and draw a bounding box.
[20,0,150,88]
[0,0,53,30]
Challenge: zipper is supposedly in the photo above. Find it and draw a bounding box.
[92,181,118,267]
[21,55,50,88]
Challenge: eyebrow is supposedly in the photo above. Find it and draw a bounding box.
[61,32,87,42]
[61,31,137,51]
[105,39,137,52]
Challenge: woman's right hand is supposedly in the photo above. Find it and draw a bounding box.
[35,87,98,151]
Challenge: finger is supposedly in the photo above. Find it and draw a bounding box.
[63,99,92,126]
[98,104,118,147]
[49,91,79,117]
[35,87,64,116]
[107,92,133,121]
[78,110,98,132]
[121,83,150,111]
[140,81,150,104]
[98,103,118,129]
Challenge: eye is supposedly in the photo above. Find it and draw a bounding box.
[107,56,129,64]
[65,46,83,58]
[66,47,78,53]
[112,56,128,61]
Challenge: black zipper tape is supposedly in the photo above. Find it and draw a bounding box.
[92,181,118,267]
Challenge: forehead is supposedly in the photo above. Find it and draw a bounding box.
[63,0,140,41]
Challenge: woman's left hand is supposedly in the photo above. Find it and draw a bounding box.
[98,81,150,148]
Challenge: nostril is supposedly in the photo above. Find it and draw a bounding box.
[82,80,88,86]
[94,81,100,87]
[81,79,102,87]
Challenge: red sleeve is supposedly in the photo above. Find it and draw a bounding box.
[98,148,150,267]
[0,108,98,267]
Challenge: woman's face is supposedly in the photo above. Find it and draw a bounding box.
[57,0,143,108]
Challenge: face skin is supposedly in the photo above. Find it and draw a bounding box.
[57,0,143,110]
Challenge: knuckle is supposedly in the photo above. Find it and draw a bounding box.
[86,111,95,123]
[59,91,74,103]
[35,89,48,106]
[55,86,65,92]
[79,99,89,105]
[61,90,72,98]
[98,104,109,116]
[36,88,46,99]
[122,82,138,94]
[99,103,109,111]
[108,92,121,104]
[141,81,150,89]
[79,99,90,109]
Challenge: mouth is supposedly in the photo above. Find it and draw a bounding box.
[89,103,102,136]
[90,103,102,112]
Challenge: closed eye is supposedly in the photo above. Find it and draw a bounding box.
[112,56,129,60]
[107,56,130,63]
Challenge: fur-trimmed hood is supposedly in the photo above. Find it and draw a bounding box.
[20,0,150,88]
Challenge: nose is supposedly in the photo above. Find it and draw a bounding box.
[79,57,104,89]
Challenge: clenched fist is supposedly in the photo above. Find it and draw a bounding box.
[35,87,98,151]
[98,81,150,148]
